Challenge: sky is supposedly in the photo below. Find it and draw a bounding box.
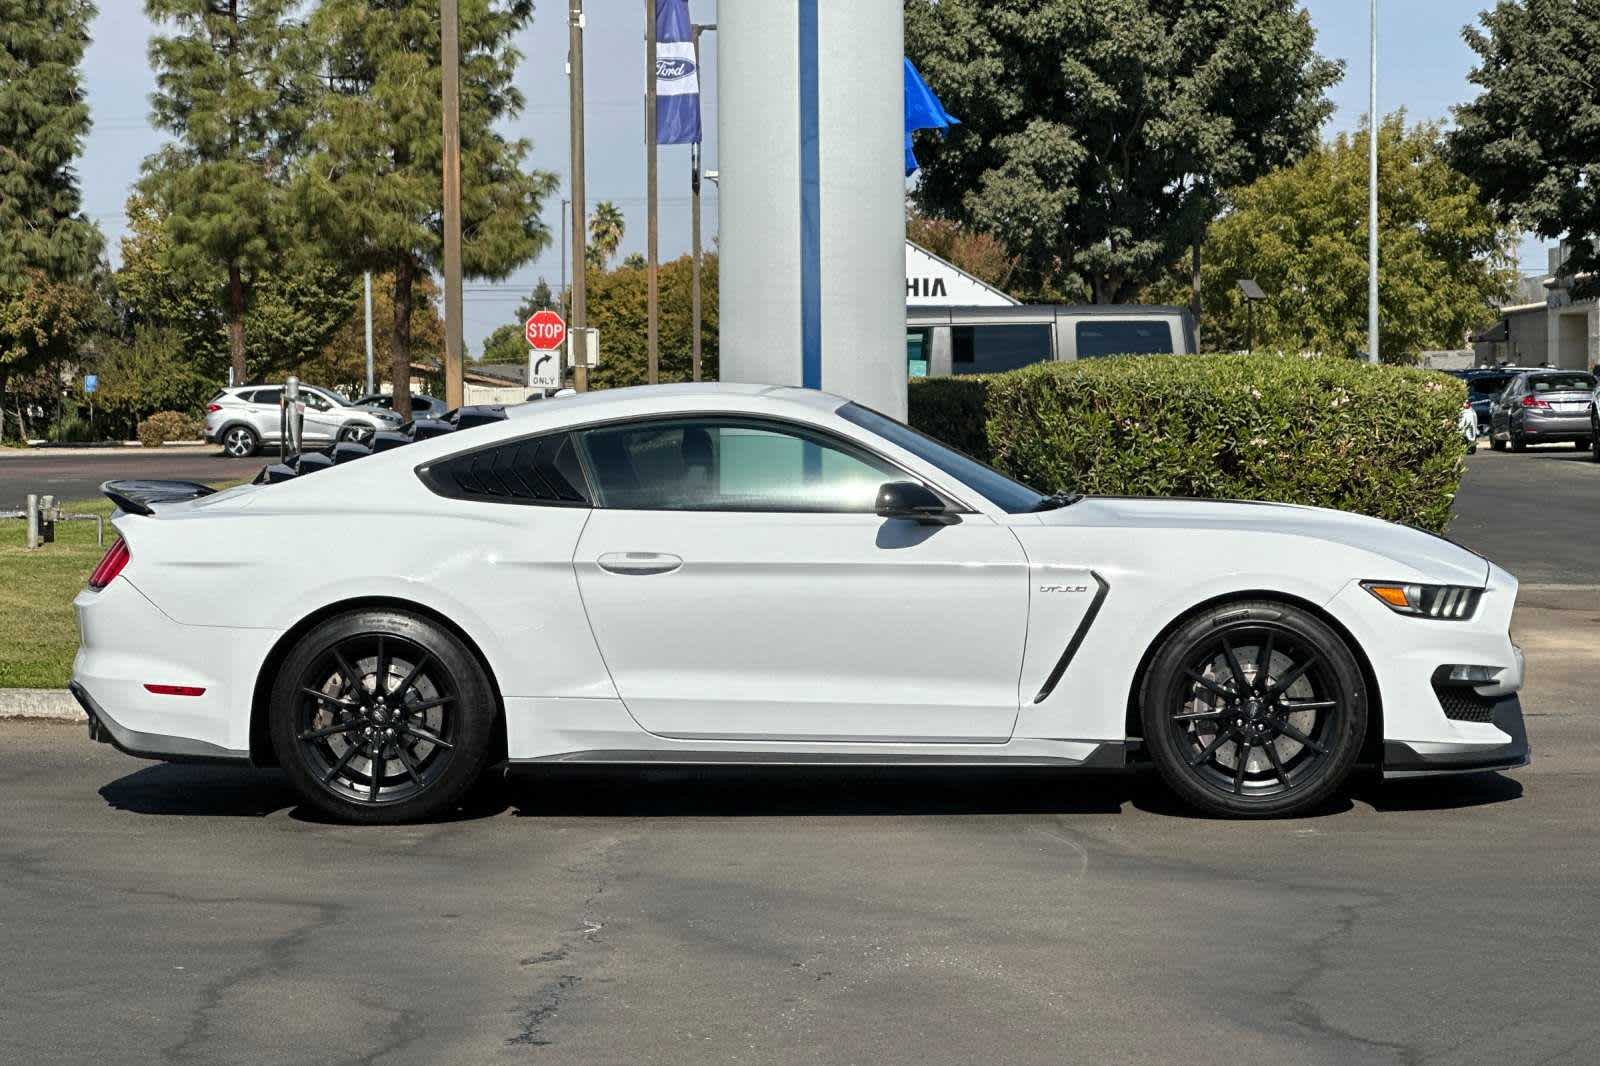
[76,0,1540,356]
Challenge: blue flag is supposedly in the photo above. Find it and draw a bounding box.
[904,58,958,176]
[655,0,700,145]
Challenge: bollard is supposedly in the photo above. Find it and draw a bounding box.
[25,494,38,550]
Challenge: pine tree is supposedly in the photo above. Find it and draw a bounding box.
[300,0,558,418]
[140,0,316,388]
[0,0,105,437]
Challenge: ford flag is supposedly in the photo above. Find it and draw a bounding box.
[655,0,700,145]
[904,58,959,176]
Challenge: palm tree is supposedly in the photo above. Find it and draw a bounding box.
[586,201,625,270]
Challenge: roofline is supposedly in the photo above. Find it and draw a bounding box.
[905,240,1019,305]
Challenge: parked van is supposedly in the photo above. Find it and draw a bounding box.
[906,304,1198,377]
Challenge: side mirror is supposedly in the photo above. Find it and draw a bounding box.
[875,481,959,525]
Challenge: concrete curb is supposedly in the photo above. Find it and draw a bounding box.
[1,442,212,458]
[0,689,86,722]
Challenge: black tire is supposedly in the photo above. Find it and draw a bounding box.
[1139,601,1367,818]
[1591,425,1600,463]
[221,424,259,458]
[1511,428,1527,452]
[338,423,375,446]
[1490,434,1507,452]
[269,609,496,823]
[1575,437,1590,451]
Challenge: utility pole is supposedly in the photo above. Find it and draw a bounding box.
[1367,0,1380,364]
[560,196,569,319]
[691,22,713,382]
[646,0,659,384]
[363,271,374,395]
[442,0,465,406]
[569,0,589,391]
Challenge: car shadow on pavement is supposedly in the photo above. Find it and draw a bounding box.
[507,766,1156,818]
[1353,771,1524,812]
[95,763,1524,822]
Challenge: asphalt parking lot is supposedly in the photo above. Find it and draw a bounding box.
[0,448,262,510]
[1,446,1596,1065]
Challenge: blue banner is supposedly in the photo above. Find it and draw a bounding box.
[655,0,700,145]
[904,58,959,175]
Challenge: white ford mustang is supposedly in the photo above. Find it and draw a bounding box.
[72,383,1528,822]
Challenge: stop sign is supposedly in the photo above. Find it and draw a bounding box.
[525,309,566,351]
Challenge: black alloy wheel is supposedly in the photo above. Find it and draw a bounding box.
[270,610,494,823]
[1141,602,1366,818]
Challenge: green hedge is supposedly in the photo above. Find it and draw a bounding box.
[908,354,1467,533]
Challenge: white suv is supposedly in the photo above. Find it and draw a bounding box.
[204,385,403,458]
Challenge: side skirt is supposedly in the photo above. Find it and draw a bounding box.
[509,742,1130,770]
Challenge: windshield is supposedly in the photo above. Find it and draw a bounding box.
[837,402,1052,514]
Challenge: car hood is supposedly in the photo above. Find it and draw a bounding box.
[1039,496,1490,587]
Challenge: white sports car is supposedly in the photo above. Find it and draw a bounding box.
[72,383,1528,822]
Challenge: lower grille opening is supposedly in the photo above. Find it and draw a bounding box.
[1432,680,1497,723]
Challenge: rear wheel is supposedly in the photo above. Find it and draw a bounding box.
[221,424,259,458]
[269,609,495,823]
[1511,429,1527,452]
[1140,602,1367,818]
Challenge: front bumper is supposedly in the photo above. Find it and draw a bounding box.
[1382,694,1529,778]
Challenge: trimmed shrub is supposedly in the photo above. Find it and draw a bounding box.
[908,354,1467,533]
[137,410,201,449]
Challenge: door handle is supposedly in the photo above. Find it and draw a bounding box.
[597,551,683,576]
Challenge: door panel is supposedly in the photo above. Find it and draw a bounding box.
[573,510,1030,742]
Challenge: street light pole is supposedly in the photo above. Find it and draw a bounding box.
[1367,0,1380,364]
[646,0,659,385]
[363,271,374,395]
[569,1,589,391]
[442,0,465,407]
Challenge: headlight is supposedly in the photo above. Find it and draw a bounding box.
[1361,581,1482,620]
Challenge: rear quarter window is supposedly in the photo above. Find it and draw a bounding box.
[1075,319,1175,358]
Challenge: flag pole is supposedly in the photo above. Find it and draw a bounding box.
[690,21,711,383]
[646,0,659,385]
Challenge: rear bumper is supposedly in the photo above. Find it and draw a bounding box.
[71,681,248,764]
[1382,695,1529,778]
[1519,413,1591,439]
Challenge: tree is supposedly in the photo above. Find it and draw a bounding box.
[113,192,356,389]
[586,201,626,271]
[1192,116,1515,361]
[141,0,315,387]
[0,0,105,440]
[1450,0,1600,299]
[904,0,1341,308]
[300,0,559,418]
[301,271,443,394]
[586,253,718,389]
[906,211,1017,294]
[479,323,524,365]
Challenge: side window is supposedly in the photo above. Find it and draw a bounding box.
[251,388,282,407]
[1075,319,1175,359]
[301,390,332,411]
[578,418,902,513]
[416,433,590,506]
[951,324,1053,374]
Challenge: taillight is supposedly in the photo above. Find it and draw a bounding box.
[87,539,129,590]
[206,403,222,413]
[1521,395,1550,409]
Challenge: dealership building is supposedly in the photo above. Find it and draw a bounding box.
[1473,243,1600,370]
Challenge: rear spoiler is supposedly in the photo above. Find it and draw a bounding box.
[101,479,218,516]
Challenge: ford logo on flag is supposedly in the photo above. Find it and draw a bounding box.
[656,57,695,81]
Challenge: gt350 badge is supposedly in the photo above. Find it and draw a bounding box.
[1039,584,1089,593]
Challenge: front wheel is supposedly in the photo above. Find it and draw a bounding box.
[269,609,496,823]
[338,424,376,446]
[1140,601,1367,818]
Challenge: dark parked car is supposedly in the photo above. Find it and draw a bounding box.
[354,393,447,419]
[1450,368,1535,431]
[1488,370,1598,451]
